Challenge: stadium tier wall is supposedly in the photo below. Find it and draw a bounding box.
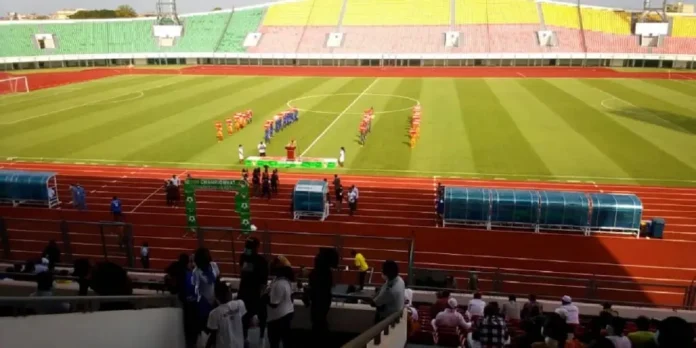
[0,0,695,63]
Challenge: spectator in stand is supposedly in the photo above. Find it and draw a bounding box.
[271,169,279,195]
[335,184,344,212]
[262,170,271,200]
[531,312,583,348]
[35,257,50,273]
[474,302,509,348]
[238,237,269,345]
[555,295,580,325]
[110,196,123,221]
[372,260,405,322]
[351,250,369,291]
[605,316,631,348]
[165,253,190,296]
[601,302,618,317]
[90,261,133,311]
[140,242,150,269]
[522,294,544,320]
[23,260,36,274]
[42,240,61,269]
[192,248,220,331]
[31,272,70,314]
[468,292,486,318]
[517,315,545,348]
[171,175,180,187]
[655,316,694,347]
[206,281,246,348]
[431,290,451,319]
[404,288,418,321]
[501,294,521,321]
[165,180,175,206]
[304,249,335,345]
[431,297,471,332]
[347,188,358,216]
[252,168,261,197]
[72,258,91,296]
[265,265,295,348]
[436,196,445,227]
[627,316,656,348]
[270,255,291,269]
[333,174,341,191]
[351,185,360,208]
[69,184,86,210]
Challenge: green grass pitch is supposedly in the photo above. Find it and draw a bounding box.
[1,74,696,185]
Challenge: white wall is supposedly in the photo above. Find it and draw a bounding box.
[0,308,185,348]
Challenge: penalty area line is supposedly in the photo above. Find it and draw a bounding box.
[299,78,379,157]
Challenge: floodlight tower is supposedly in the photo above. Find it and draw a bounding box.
[639,0,668,22]
[156,0,181,25]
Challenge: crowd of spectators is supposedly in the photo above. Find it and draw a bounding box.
[425,290,695,348]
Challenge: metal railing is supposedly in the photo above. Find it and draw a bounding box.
[341,309,404,348]
[0,294,178,316]
[1,217,695,310]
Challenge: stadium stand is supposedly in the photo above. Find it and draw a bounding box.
[334,26,452,54]
[541,2,582,29]
[455,0,539,25]
[0,24,38,57]
[306,0,344,26]
[215,9,265,53]
[672,16,696,38]
[168,12,230,52]
[580,7,632,35]
[343,0,451,26]
[104,20,158,53]
[260,0,315,26]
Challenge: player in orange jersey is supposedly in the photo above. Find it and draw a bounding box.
[246,109,253,124]
[359,121,367,146]
[216,123,224,143]
[409,128,417,148]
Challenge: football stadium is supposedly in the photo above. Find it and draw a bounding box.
[1,0,696,347]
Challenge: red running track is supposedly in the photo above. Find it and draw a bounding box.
[1,161,696,308]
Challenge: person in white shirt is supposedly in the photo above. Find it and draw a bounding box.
[431,297,472,332]
[555,295,580,325]
[404,288,418,321]
[170,175,180,187]
[468,292,486,318]
[606,316,632,348]
[258,141,267,157]
[207,281,247,348]
[338,147,345,167]
[238,144,244,164]
[266,265,295,348]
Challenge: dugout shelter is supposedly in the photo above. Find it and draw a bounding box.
[0,170,60,208]
[292,179,329,221]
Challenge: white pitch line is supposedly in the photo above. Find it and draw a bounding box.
[300,78,379,157]
[129,186,163,213]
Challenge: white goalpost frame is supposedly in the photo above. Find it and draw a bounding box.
[0,76,30,94]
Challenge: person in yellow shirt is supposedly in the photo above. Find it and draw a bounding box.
[351,250,369,290]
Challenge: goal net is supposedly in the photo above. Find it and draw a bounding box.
[0,76,30,95]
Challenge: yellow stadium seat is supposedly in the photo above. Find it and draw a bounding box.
[456,0,539,25]
[342,0,451,26]
[581,8,631,35]
[262,0,314,26]
[672,16,696,38]
[542,3,581,29]
[307,0,343,26]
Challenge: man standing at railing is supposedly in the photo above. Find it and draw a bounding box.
[351,250,369,291]
[371,260,405,323]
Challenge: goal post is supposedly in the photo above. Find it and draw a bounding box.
[0,76,30,95]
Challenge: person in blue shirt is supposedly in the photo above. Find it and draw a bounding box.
[110,196,123,221]
[436,197,445,227]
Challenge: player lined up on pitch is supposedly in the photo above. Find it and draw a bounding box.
[263,107,299,143]
[358,107,374,146]
[215,110,253,142]
[409,104,421,148]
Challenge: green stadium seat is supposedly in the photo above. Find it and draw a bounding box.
[216,9,265,53]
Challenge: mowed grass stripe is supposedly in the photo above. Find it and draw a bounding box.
[0,76,184,150]
[190,77,365,163]
[264,78,374,157]
[487,79,630,179]
[351,78,423,171]
[615,79,696,114]
[647,79,696,97]
[0,75,166,116]
[126,77,324,163]
[454,79,552,176]
[582,79,696,135]
[0,75,142,108]
[522,79,696,181]
[17,76,227,157]
[410,79,475,174]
